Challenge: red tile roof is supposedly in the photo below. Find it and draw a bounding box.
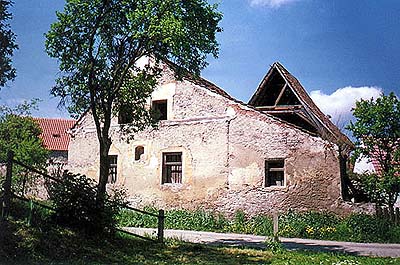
[33,118,76,151]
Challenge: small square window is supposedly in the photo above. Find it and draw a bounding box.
[265,159,285,187]
[108,155,118,184]
[152,100,168,121]
[162,152,182,184]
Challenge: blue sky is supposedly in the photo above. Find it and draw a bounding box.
[1,0,399,124]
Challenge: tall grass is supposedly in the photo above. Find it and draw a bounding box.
[117,208,273,235]
[117,207,400,243]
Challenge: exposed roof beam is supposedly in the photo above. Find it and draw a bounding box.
[274,83,288,106]
[256,105,303,111]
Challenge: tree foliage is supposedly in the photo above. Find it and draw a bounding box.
[347,92,400,208]
[0,100,48,167]
[0,0,18,87]
[0,103,49,193]
[48,171,127,234]
[45,0,222,198]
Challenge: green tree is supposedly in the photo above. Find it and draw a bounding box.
[45,0,222,199]
[347,92,400,209]
[0,0,18,87]
[0,106,49,192]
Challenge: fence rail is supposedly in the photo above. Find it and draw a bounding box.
[0,151,165,243]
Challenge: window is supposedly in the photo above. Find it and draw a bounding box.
[162,152,182,184]
[108,155,118,184]
[265,159,285,187]
[152,100,168,121]
[135,146,144,161]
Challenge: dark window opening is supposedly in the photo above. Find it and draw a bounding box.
[162,152,182,184]
[108,155,118,184]
[265,159,284,187]
[135,146,144,161]
[152,100,168,121]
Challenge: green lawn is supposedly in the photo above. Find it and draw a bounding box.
[1,220,399,265]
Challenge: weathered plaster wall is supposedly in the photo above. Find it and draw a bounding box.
[68,74,233,209]
[213,105,345,215]
[68,69,351,215]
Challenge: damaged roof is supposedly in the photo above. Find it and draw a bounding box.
[248,62,353,150]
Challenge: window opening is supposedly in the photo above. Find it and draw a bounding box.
[108,155,118,184]
[152,100,168,121]
[135,146,144,161]
[162,152,182,184]
[265,159,284,187]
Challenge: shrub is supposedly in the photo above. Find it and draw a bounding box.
[48,171,126,234]
[278,210,340,240]
[265,236,284,253]
[344,214,391,243]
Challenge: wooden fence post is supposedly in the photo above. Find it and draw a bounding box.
[273,212,279,238]
[157,209,165,243]
[1,151,13,220]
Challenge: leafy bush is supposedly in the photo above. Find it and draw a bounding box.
[48,171,126,234]
[344,214,392,243]
[116,207,158,228]
[265,236,284,253]
[278,210,340,240]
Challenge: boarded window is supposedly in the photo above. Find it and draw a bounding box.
[152,100,168,121]
[108,155,118,184]
[135,146,144,161]
[265,159,284,187]
[162,152,182,184]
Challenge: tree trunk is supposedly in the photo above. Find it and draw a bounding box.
[97,134,111,202]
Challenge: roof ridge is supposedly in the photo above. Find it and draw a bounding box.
[33,117,75,121]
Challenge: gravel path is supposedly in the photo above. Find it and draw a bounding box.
[123,227,400,258]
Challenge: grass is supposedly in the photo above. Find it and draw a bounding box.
[117,208,400,243]
[1,219,399,265]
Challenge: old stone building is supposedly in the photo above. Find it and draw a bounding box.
[68,61,356,215]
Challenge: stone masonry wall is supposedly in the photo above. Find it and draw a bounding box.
[213,105,347,216]
[68,67,352,216]
[68,73,234,210]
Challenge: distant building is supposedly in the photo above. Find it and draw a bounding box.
[34,118,75,164]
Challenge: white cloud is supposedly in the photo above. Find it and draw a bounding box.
[310,86,382,128]
[249,0,298,8]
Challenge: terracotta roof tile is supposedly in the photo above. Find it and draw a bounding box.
[33,118,76,151]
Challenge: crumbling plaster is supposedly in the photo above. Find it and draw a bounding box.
[68,69,350,215]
